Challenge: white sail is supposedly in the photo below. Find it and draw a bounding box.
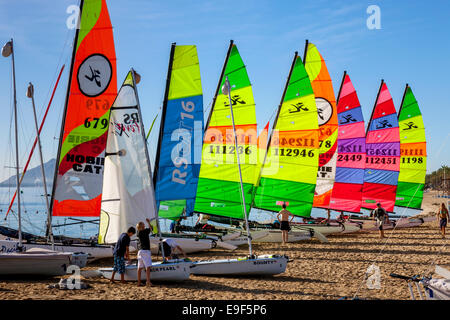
[98,70,157,244]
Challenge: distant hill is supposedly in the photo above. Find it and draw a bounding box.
[0,158,55,187]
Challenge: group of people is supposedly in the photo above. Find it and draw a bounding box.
[110,218,187,286]
[275,201,450,243]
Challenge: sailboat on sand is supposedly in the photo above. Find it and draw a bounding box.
[97,70,191,282]
[190,41,288,275]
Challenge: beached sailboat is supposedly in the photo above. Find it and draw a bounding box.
[151,43,236,252]
[252,50,321,242]
[350,80,400,229]
[0,39,73,276]
[191,41,288,275]
[393,85,427,226]
[304,41,338,210]
[97,70,191,281]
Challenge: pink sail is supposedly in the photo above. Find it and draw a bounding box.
[361,81,400,212]
[329,73,366,213]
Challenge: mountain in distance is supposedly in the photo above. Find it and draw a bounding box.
[0,158,55,188]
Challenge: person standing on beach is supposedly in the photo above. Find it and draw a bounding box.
[277,203,294,244]
[371,203,387,239]
[110,227,136,284]
[437,203,449,238]
[136,218,153,287]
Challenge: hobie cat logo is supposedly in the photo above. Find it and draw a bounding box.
[77,54,113,97]
[289,102,309,113]
[315,98,333,126]
[340,114,357,124]
[223,95,246,107]
[376,120,392,129]
[403,122,418,130]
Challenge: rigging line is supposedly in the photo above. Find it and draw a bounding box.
[352,183,423,299]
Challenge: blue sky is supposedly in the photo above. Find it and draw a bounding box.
[0,0,449,182]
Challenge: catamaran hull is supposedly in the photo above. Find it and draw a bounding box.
[147,237,215,254]
[252,229,312,243]
[291,224,344,235]
[191,255,289,276]
[394,218,424,228]
[0,250,72,276]
[0,239,114,262]
[223,230,270,247]
[98,261,191,282]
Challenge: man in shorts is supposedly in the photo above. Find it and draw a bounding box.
[372,203,387,239]
[110,227,135,284]
[161,238,188,261]
[277,203,294,244]
[136,218,153,287]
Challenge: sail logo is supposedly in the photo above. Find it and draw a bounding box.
[340,114,357,124]
[170,100,199,185]
[315,98,333,126]
[223,95,246,107]
[403,122,418,130]
[375,120,392,129]
[113,113,141,137]
[66,154,105,174]
[77,54,112,97]
[289,102,309,113]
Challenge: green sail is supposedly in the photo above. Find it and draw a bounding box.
[395,85,426,209]
[194,41,258,219]
[253,53,320,217]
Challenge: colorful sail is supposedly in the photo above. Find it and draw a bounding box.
[194,41,258,219]
[303,41,338,208]
[50,0,117,217]
[253,52,320,217]
[153,44,204,220]
[361,81,400,212]
[329,72,366,213]
[395,85,426,209]
[98,70,157,244]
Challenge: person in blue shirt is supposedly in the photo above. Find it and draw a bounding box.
[110,227,136,284]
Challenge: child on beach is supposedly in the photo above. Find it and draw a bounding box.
[437,203,449,238]
[277,203,294,244]
[136,218,153,287]
[110,227,136,284]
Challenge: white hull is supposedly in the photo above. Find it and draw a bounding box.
[98,260,191,282]
[253,229,312,243]
[394,218,424,228]
[349,218,395,231]
[224,230,270,247]
[0,239,114,262]
[292,224,344,235]
[341,222,363,233]
[0,248,72,276]
[147,237,215,254]
[191,254,289,276]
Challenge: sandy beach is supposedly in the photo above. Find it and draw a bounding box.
[0,191,448,300]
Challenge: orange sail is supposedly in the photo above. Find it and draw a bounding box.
[304,41,338,208]
[50,0,117,217]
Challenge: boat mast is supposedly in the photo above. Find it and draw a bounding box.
[131,68,167,260]
[153,42,176,188]
[3,39,23,249]
[27,83,55,250]
[223,76,253,257]
[48,0,84,224]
